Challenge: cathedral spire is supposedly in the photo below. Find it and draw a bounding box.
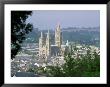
[66,40,69,46]
[47,29,49,38]
[57,23,60,31]
[58,24,60,28]
[46,29,50,56]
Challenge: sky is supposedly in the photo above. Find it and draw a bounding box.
[26,10,100,30]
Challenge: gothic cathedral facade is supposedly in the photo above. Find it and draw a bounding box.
[39,24,67,61]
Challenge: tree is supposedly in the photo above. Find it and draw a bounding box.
[43,46,100,77]
[11,11,33,59]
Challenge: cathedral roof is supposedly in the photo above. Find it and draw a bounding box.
[50,46,61,56]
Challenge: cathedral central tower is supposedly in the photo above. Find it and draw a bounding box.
[55,24,62,48]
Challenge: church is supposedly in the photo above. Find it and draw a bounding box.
[38,24,69,61]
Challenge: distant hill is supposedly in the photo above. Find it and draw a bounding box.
[24,28,40,43]
[23,27,100,47]
[62,26,100,32]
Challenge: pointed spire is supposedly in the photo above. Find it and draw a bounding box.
[46,29,49,38]
[66,40,69,46]
[57,22,60,31]
[58,23,60,28]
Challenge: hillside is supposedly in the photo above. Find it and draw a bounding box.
[23,27,100,47]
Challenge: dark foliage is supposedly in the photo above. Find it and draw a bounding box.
[43,48,100,77]
[11,11,33,59]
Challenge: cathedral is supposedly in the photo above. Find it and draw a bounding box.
[39,24,69,61]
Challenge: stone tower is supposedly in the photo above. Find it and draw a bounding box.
[46,29,50,56]
[55,24,62,48]
[39,32,43,56]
